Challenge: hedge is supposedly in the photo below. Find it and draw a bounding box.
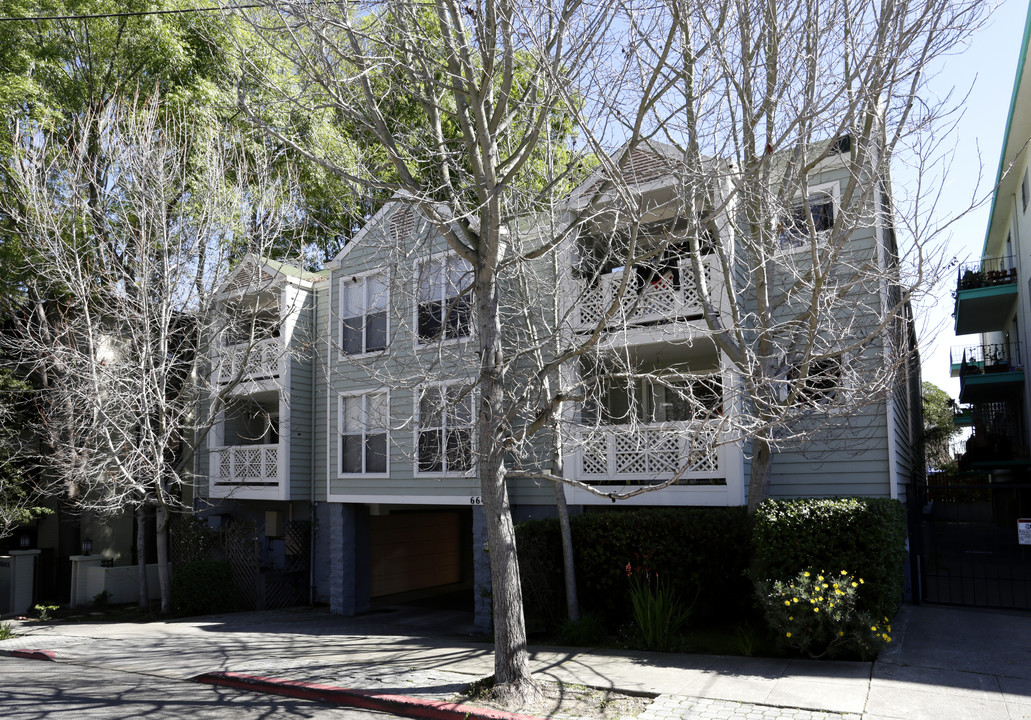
[171,560,238,617]
[516,507,753,631]
[751,497,906,620]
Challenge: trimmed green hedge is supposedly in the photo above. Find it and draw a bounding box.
[516,507,753,631]
[751,498,906,620]
[171,560,238,617]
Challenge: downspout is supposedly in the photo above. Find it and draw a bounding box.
[309,283,319,606]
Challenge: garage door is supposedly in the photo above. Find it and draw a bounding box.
[369,511,461,597]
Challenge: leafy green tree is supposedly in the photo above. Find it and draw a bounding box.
[922,381,959,471]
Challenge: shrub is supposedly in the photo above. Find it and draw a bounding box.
[751,498,907,620]
[171,560,238,617]
[626,562,693,651]
[516,507,752,632]
[559,613,606,646]
[0,621,17,640]
[756,568,892,660]
[33,604,59,621]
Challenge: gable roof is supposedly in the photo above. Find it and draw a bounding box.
[214,254,327,299]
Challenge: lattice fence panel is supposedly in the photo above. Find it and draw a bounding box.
[221,520,261,610]
[263,521,311,609]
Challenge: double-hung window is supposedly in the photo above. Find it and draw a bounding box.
[417,256,472,343]
[417,385,473,473]
[341,273,388,356]
[778,188,836,250]
[340,391,388,475]
[790,357,843,406]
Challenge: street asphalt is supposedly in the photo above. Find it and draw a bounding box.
[1,602,1030,719]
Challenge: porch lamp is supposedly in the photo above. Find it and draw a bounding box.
[81,538,93,556]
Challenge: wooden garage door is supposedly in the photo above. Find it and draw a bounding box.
[369,512,461,597]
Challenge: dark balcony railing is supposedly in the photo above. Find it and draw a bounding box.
[956,256,1017,291]
[960,400,1029,466]
[952,341,1023,377]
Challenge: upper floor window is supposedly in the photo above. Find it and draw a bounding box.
[418,255,472,343]
[341,273,388,356]
[417,384,473,473]
[789,356,843,406]
[778,190,835,250]
[340,391,388,475]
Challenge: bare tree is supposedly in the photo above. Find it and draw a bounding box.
[2,96,304,613]
[232,0,987,699]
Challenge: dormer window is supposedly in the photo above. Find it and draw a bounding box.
[341,272,388,355]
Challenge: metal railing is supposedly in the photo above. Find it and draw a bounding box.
[956,256,1017,291]
[217,337,282,383]
[573,421,725,485]
[952,341,1023,377]
[213,444,281,485]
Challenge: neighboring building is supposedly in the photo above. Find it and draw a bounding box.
[199,140,920,625]
[951,12,1031,474]
[916,3,1031,611]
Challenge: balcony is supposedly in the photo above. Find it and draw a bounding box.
[573,256,713,332]
[218,337,282,384]
[956,342,1025,404]
[573,421,725,485]
[210,444,284,499]
[953,257,1018,336]
[958,400,1029,469]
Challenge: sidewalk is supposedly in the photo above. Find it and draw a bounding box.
[2,603,1030,720]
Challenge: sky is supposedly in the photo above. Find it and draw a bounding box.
[918,0,1030,399]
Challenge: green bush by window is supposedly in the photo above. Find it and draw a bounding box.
[751,498,906,620]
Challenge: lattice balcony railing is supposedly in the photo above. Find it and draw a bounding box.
[213,444,281,485]
[574,421,725,485]
[217,337,282,383]
[573,256,714,331]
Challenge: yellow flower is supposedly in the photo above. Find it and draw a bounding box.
[859,579,864,584]
[871,626,877,631]
[788,616,793,620]
[814,607,820,612]
[839,631,845,636]
[840,570,848,576]
[793,598,799,603]
[786,632,792,637]
[784,600,791,606]
[804,571,810,577]
[885,636,891,643]
[833,583,839,589]
[851,582,858,588]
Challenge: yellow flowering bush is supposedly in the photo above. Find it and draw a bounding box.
[756,569,892,659]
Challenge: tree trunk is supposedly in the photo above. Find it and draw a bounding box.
[474,249,539,703]
[155,505,171,614]
[135,505,149,610]
[551,437,579,622]
[746,436,773,514]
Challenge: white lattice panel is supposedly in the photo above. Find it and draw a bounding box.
[580,434,609,475]
[574,422,723,484]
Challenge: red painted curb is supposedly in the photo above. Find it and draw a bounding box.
[4,649,56,661]
[193,671,549,720]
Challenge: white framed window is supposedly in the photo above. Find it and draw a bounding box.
[339,390,389,475]
[788,356,846,407]
[417,255,472,344]
[340,272,388,356]
[416,384,473,474]
[778,182,838,250]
